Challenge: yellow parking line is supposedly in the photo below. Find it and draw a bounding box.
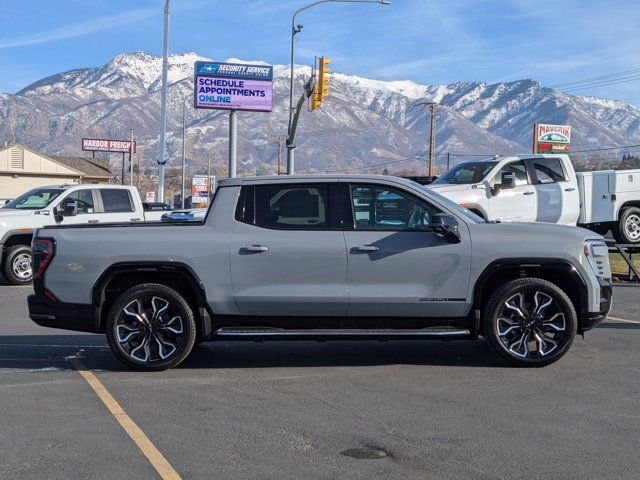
[607,316,640,324]
[69,359,181,480]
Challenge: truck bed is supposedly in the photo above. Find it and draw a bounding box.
[577,169,640,224]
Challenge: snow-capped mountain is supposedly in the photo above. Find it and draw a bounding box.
[1,51,639,175]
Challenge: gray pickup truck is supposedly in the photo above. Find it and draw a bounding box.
[28,175,612,370]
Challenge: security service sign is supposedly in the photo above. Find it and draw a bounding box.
[82,138,136,153]
[533,123,572,154]
[194,61,273,112]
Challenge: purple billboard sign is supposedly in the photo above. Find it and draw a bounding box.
[193,61,273,112]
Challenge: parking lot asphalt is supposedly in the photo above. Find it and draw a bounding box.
[1,283,639,480]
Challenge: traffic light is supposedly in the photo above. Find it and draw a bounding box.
[311,57,331,111]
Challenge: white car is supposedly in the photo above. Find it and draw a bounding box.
[428,154,640,243]
[0,184,166,284]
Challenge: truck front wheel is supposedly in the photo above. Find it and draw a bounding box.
[3,245,33,285]
[613,207,640,244]
[483,278,577,367]
[106,283,197,371]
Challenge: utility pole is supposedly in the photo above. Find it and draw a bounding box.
[157,0,170,203]
[427,102,437,177]
[446,152,450,171]
[273,135,284,174]
[413,101,438,176]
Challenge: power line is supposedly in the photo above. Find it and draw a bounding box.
[562,75,640,93]
[550,68,640,88]
[325,155,423,173]
[571,143,640,153]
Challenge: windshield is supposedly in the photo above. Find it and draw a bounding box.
[3,188,64,210]
[419,185,485,223]
[432,161,498,185]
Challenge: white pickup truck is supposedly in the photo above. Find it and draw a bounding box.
[0,184,167,285]
[429,154,640,244]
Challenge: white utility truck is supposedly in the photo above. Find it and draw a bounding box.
[429,154,640,244]
[0,184,167,284]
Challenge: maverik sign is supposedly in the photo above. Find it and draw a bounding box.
[193,61,273,112]
[533,123,572,154]
[82,138,136,153]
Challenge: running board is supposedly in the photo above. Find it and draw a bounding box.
[213,327,471,340]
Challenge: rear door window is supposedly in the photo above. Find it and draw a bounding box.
[238,184,331,230]
[531,158,566,184]
[99,189,134,213]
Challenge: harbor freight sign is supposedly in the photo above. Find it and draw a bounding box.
[533,123,571,154]
[82,138,136,153]
[194,61,273,112]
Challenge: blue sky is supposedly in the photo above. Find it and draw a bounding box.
[1,0,639,105]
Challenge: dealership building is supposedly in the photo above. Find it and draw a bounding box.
[0,143,113,199]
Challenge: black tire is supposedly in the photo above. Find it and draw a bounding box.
[613,207,640,244]
[106,283,197,371]
[483,278,577,367]
[3,245,33,285]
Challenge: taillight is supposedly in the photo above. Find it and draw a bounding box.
[32,238,55,279]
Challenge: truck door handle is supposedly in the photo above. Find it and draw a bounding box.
[351,245,380,253]
[239,245,269,254]
[130,218,141,221]
[523,191,535,195]
[564,187,576,192]
[88,220,99,224]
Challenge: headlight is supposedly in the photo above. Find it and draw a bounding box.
[584,239,611,280]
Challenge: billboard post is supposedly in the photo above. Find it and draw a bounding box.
[193,61,273,178]
[229,110,237,178]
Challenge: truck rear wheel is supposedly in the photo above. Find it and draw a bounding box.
[106,283,197,371]
[483,278,577,367]
[3,245,33,285]
[613,207,640,244]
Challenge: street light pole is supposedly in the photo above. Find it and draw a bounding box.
[157,0,170,203]
[286,0,390,175]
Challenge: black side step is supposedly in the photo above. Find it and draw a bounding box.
[213,326,471,341]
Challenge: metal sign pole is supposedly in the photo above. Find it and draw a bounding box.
[121,152,125,185]
[229,110,237,178]
[129,129,134,187]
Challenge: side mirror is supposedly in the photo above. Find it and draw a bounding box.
[500,172,516,190]
[431,213,461,244]
[62,199,78,217]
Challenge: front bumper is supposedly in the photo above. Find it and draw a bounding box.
[28,294,100,333]
[580,278,612,332]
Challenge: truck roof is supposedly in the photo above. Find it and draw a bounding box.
[218,174,420,188]
[454,154,570,165]
[47,184,134,190]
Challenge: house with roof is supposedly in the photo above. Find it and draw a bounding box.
[0,143,113,199]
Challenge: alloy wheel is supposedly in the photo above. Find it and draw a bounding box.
[12,253,32,279]
[115,295,185,363]
[495,290,567,358]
